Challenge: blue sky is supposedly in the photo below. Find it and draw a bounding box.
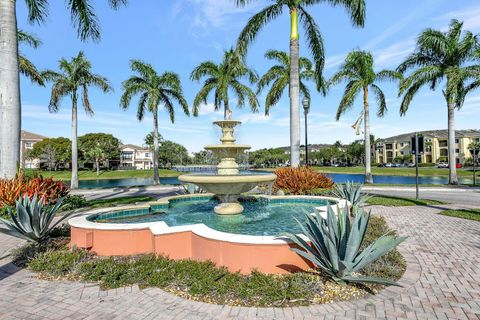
[18,0,480,153]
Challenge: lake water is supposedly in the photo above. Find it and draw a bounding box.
[77,172,474,189]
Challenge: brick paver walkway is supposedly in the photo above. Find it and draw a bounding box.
[0,205,479,319]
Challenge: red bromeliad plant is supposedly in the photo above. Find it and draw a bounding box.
[0,172,69,208]
[273,167,334,195]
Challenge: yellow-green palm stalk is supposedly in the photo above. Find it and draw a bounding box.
[43,52,113,189]
[235,0,365,167]
[397,19,480,185]
[0,0,127,179]
[120,60,190,185]
[328,51,401,184]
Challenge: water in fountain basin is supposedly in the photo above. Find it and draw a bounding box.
[93,197,333,236]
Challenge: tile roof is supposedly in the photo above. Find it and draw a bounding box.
[120,144,149,150]
[21,130,47,141]
[378,129,480,143]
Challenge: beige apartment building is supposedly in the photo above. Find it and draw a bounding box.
[20,130,47,169]
[119,144,153,170]
[375,129,480,165]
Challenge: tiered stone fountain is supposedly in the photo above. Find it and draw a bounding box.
[179,120,277,215]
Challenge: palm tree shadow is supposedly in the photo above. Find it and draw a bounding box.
[0,259,23,281]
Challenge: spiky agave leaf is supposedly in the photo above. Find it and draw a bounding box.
[333,182,372,215]
[0,194,70,243]
[281,204,406,286]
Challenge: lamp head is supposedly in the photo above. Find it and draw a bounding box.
[302,96,310,114]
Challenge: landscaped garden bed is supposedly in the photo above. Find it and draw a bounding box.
[13,214,406,307]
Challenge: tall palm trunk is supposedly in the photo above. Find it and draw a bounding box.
[289,7,300,167]
[152,112,160,185]
[363,85,373,184]
[0,0,21,179]
[447,103,458,184]
[96,159,100,176]
[71,93,79,189]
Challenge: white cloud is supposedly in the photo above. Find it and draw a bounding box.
[458,93,480,116]
[237,112,270,124]
[175,0,261,29]
[436,5,480,32]
[325,53,346,70]
[197,103,222,116]
[373,39,415,69]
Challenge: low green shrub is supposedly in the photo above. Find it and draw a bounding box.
[74,254,325,306]
[362,216,406,280]
[61,195,89,211]
[305,188,336,197]
[29,248,89,276]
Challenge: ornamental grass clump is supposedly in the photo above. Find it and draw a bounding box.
[283,205,406,286]
[273,167,334,195]
[0,194,73,243]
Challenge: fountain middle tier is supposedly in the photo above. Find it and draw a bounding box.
[205,144,251,175]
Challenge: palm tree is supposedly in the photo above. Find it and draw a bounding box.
[235,0,365,167]
[0,0,126,179]
[121,60,189,185]
[329,50,401,184]
[257,49,318,115]
[17,30,44,86]
[397,19,479,184]
[85,147,106,177]
[191,49,258,119]
[43,51,113,189]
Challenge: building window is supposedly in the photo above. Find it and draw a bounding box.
[145,152,150,158]
[440,149,448,157]
[439,140,448,147]
[455,139,459,143]
[455,149,459,154]
[25,142,33,148]
[400,151,404,155]
[122,152,133,160]
[386,144,393,150]
[400,143,404,147]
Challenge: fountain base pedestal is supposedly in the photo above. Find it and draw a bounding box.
[214,202,244,215]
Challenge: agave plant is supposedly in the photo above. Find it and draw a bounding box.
[332,182,371,215]
[283,205,406,286]
[0,194,72,243]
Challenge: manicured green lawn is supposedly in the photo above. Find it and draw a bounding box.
[87,196,155,208]
[25,169,180,180]
[437,208,480,221]
[313,166,476,177]
[59,195,155,212]
[366,195,447,207]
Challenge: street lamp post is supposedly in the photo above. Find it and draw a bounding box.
[302,97,310,166]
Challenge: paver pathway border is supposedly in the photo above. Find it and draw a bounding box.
[1,205,479,319]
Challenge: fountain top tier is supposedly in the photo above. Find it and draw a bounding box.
[204,120,251,176]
